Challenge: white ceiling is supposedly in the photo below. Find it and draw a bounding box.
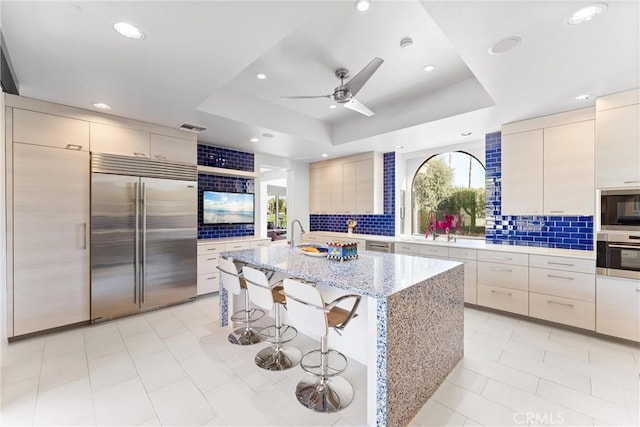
[2,1,638,162]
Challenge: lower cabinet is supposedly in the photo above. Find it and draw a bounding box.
[12,143,90,336]
[477,284,529,316]
[529,293,595,330]
[596,276,640,342]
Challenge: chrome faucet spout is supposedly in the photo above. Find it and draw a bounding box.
[290,219,306,248]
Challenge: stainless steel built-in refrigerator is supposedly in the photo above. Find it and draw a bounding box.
[90,154,197,322]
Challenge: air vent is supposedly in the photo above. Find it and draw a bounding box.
[178,123,207,133]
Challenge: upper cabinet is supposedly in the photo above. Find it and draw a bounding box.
[13,108,89,151]
[90,122,150,158]
[309,152,383,215]
[595,89,640,189]
[501,108,595,216]
[150,134,196,164]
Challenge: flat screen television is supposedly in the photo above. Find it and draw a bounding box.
[203,191,255,225]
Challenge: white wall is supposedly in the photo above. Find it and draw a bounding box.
[399,138,486,235]
[1,0,8,351]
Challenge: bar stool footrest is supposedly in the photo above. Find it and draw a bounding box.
[300,349,347,377]
[230,308,265,323]
[259,324,297,344]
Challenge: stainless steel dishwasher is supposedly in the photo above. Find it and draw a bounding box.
[366,240,395,253]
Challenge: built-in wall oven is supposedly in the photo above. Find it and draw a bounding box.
[597,232,640,279]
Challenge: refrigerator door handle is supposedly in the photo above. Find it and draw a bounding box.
[141,182,146,304]
[134,181,140,304]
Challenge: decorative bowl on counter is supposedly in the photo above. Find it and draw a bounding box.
[299,245,329,258]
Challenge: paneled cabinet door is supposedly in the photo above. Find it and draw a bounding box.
[543,120,595,215]
[342,161,357,214]
[149,134,196,164]
[90,122,150,158]
[13,108,89,151]
[13,143,90,335]
[329,163,344,213]
[356,158,376,214]
[595,104,640,188]
[501,129,544,215]
[596,276,640,342]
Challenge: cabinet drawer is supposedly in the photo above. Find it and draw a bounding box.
[477,285,528,316]
[394,243,422,255]
[90,123,150,158]
[529,255,595,274]
[226,241,253,251]
[448,248,477,261]
[477,262,528,291]
[197,273,219,296]
[529,293,595,330]
[197,243,226,255]
[197,254,220,275]
[251,240,270,248]
[420,245,449,258]
[529,267,595,301]
[13,109,89,150]
[478,250,529,266]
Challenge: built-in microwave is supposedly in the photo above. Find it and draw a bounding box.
[597,232,640,279]
[600,189,640,230]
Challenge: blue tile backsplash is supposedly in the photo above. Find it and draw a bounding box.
[197,144,255,239]
[310,152,395,236]
[484,132,594,250]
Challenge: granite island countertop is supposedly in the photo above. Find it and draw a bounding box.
[220,244,462,299]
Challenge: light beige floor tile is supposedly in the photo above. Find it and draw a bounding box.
[138,416,161,426]
[463,418,484,426]
[464,339,503,362]
[43,329,85,360]
[511,331,589,362]
[143,307,176,322]
[124,330,167,360]
[205,379,273,426]
[85,329,126,360]
[116,316,154,339]
[38,349,88,391]
[148,377,216,426]
[93,377,156,426]
[590,377,640,411]
[412,399,468,426]
[499,350,590,393]
[537,379,638,426]
[0,376,38,425]
[88,350,138,392]
[134,350,186,392]
[163,330,208,360]
[463,316,514,340]
[445,365,489,394]
[485,314,552,341]
[148,316,188,338]
[178,350,235,393]
[588,350,640,374]
[83,321,119,339]
[430,381,517,426]
[481,378,594,426]
[33,377,96,426]
[470,330,545,362]
[227,354,289,393]
[457,354,539,393]
[331,416,357,426]
[1,349,42,386]
[2,337,45,360]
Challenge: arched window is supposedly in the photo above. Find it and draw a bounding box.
[411,152,486,237]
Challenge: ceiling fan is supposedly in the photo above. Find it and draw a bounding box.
[280,57,384,117]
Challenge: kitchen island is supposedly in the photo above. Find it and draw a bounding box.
[219,245,464,427]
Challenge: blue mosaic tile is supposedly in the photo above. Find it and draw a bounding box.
[198,144,254,172]
[484,133,593,250]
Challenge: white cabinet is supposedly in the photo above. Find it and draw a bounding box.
[12,143,90,335]
[449,248,478,304]
[477,250,529,315]
[501,129,544,215]
[90,122,150,158]
[596,276,640,342]
[595,89,640,188]
[309,152,383,214]
[13,108,89,151]
[543,121,595,215]
[394,242,422,256]
[420,245,449,259]
[529,293,595,330]
[149,134,196,164]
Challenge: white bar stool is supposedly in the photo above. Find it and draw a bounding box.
[242,266,301,371]
[281,278,362,413]
[217,257,265,345]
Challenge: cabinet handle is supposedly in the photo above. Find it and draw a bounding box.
[207,257,217,261]
[491,256,512,261]
[491,289,512,296]
[82,223,87,250]
[491,267,513,272]
[609,244,640,250]
[623,180,640,184]
[547,274,574,281]
[155,155,167,160]
[207,248,218,251]
[66,144,82,150]
[549,210,564,214]
[547,300,574,308]
[547,262,574,267]
[133,152,147,158]
[206,276,216,280]
[426,249,440,253]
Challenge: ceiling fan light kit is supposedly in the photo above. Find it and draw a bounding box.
[355,0,370,12]
[400,37,413,49]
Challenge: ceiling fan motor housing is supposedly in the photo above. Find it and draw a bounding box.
[334,86,351,103]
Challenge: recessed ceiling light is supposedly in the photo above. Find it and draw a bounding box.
[255,73,267,80]
[461,132,472,136]
[396,145,404,149]
[488,36,521,55]
[575,93,593,101]
[113,22,144,40]
[321,153,328,158]
[567,3,607,25]
[262,133,274,138]
[93,102,111,110]
[329,104,337,109]
[250,137,259,143]
[355,0,370,12]
[423,64,435,72]
[400,37,413,49]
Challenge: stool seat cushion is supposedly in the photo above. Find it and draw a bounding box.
[327,306,351,328]
[272,285,286,304]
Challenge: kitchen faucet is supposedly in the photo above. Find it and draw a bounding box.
[290,219,306,248]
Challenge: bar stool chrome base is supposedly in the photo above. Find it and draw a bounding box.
[255,345,302,371]
[227,326,262,345]
[295,376,353,413]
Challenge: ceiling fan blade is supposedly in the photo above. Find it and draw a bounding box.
[280,95,332,100]
[344,57,384,97]
[344,97,374,117]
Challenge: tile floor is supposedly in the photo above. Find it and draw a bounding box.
[1,294,638,426]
